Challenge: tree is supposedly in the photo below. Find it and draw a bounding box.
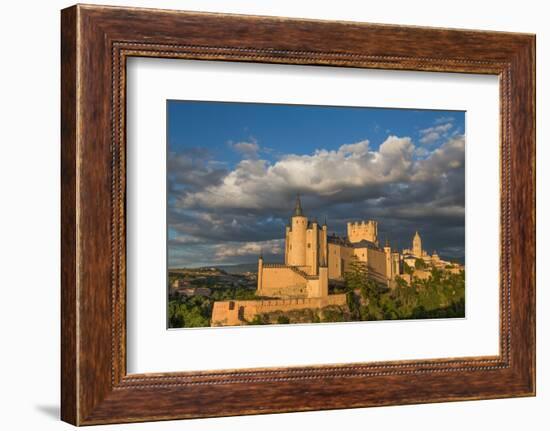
[394,275,408,288]
[276,315,290,324]
[343,255,382,320]
[403,262,414,275]
[168,300,210,328]
[415,258,426,269]
[249,314,269,325]
[430,267,443,283]
[343,255,369,292]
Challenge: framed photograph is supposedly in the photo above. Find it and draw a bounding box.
[61,4,536,425]
[165,101,467,330]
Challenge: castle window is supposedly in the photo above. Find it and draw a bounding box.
[307,243,311,248]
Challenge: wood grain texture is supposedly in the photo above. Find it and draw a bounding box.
[60,4,536,425]
[60,5,78,425]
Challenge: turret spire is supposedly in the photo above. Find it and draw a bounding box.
[293,193,303,216]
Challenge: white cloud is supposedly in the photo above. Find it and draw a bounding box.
[414,147,430,158]
[412,135,465,181]
[178,136,418,211]
[167,132,466,266]
[229,139,260,159]
[434,116,455,125]
[169,235,204,245]
[419,122,453,144]
[214,239,283,260]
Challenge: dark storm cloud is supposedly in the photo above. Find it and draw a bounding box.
[168,207,285,244]
[167,148,228,194]
[167,134,465,266]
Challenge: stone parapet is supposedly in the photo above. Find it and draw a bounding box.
[211,294,347,327]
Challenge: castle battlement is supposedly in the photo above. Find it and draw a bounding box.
[347,220,378,244]
[211,294,347,327]
[347,220,377,226]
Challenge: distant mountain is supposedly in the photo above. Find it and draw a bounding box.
[213,262,259,274]
[168,263,261,274]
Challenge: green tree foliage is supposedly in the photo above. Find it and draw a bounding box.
[320,306,348,322]
[168,264,465,328]
[276,315,290,324]
[343,255,368,292]
[168,281,260,328]
[249,313,270,325]
[415,258,426,269]
[343,255,386,320]
[168,299,210,328]
[342,259,465,322]
[403,262,414,275]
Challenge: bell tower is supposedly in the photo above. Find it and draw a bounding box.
[412,230,422,258]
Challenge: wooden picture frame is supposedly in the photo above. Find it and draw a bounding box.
[61,4,535,425]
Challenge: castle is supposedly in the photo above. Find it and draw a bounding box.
[256,195,402,299]
[211,195,462,326]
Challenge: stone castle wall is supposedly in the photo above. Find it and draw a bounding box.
[211,294,348,327]
[365,247,389,284]
[327,242,389,285]
[257,265,309,298]
[258,264,328,299]
[327,242,354,279]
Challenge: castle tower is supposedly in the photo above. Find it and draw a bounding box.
[347,220,378,244]
[286,194,308,267]
[384,238,392,280]
[391,250,401,281]
[319,217,328,267]
[257,254,264,294]
[307,219,320,275]
[284,224,291,264]
[412,230,422,258]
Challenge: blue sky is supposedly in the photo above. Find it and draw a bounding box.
[167,100,465,267]
[168,101,464,170]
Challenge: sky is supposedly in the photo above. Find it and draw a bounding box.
[167,100,465,268]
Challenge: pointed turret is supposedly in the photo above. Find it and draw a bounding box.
[293,193,303,216]
[287,194,307,267]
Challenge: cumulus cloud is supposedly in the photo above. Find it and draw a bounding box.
[167,132,465,266]
[178,136,417,212]
[229,138,260,159]
[413,134,465,181]
[213,239,283,261]
[167,148,228,194]
[419,122,453,145]
[434,116,456,124]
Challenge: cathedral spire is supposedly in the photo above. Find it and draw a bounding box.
[293,193,303,216]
